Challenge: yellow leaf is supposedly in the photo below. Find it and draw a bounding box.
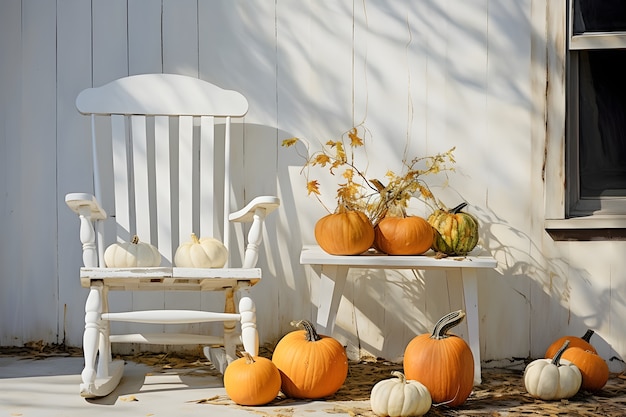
[281,137,299,147]
[335,142,346,161]
[348,128,364,147]
[312,154,331,167]
[307,180,321,195]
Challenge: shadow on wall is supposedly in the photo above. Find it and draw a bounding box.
[472,203,625,373]
[272,134,625,372]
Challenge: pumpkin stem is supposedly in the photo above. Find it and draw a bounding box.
[430,310,466,340]
[131,235,139,244]
[551,340,570,366]
[385,204,407,218]
[190,233,200,244]
[242,351,255,364]
[291,320,322,342]
[391,371,406,384]
[582,329,595,343]
[450,202,468,214]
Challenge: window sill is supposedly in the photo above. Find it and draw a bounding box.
[545,217,626,241]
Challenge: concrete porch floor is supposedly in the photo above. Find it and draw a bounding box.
[0,355,372,417]
[5,350,626,416]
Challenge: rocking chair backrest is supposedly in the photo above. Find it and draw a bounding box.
[76,74,248,267]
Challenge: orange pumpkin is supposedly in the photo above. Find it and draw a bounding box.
[223,352,282,405]
[271,320,348,399]
[374,215,434,255]
[562,346,609,392]
[314,210,374,255]
[545,329,597,359]
[403,310,474,407]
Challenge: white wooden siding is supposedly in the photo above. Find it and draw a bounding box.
[1,0,624,373]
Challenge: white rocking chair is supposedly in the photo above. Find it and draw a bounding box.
[65,74,279,398]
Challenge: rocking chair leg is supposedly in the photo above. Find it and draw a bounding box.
[239,288,258,356]
[81,284,102,396]
[203,286,259,374]
[223,287,238,364]
[80,282,123,398]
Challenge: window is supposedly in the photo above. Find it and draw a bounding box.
[568,0,626,217]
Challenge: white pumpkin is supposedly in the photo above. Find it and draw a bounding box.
[370,371,432,417]
[174,233,228,268]
[524,341,582,400]
[104,235,161,267]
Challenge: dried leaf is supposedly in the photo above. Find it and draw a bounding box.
[281,137,299,147]
[120,395,138,402]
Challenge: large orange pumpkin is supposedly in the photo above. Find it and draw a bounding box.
[271,320,348,399]
[374,215,434,255]
[562,346,609,392]
[314,210,374,255]
[403,310,474,407]
[545,329,597,359]
[223,352,282,405]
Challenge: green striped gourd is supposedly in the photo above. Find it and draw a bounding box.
[427,203,479,255]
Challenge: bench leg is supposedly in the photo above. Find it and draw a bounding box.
[314,265,349,335]
[462,268,482,385]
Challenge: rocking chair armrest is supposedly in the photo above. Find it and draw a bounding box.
[229,196,280,223]
[65,193,107,220]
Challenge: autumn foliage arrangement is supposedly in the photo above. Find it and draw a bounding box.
[283,126,459,255]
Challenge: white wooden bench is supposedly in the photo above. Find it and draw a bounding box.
[300,244,498,385]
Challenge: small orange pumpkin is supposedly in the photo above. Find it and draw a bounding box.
[374,215,434,255]
[403,310,474,407]
[271,320,348,399]
[545,329,597,359]
[314,210,374,255]
[223,352,281,405]
[562,346,609,392]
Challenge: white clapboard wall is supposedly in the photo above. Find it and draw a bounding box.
[1,0,625,373]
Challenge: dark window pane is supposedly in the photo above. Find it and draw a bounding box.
[578,50,626,197]
[574,0,626,34]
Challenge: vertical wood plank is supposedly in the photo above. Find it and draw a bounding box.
[91,0,132,345]
[128,0,163,75]
[178,116,195,241]
[127,0,167,342]
[19,0,59,344]
[56,0,94,347]
[155,116,173,263]
[93,0,128,83]
[111,115,132,242]
[0,0,24,346]
[482,0,534,364]
[131,115,152,243]
[163,0,198,76]
[199,116,216,240]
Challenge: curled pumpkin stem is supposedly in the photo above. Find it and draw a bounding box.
[290,319,322,342]
[551,340,570,366]
[430,310,466,340]
[582,329,595,343]
[450,202,468,214]
[390,371,407,383]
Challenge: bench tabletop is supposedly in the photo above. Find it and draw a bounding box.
[300,245,497,269]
